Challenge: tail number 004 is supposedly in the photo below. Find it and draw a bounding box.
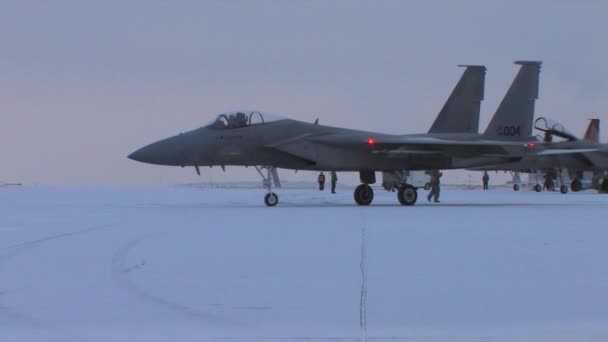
[497,125,521,137]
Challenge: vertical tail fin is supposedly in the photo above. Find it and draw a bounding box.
[484,61,541,140]
[428,65,486,134]
[583,119,600,143]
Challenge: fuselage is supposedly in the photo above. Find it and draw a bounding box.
[128,114,528,172]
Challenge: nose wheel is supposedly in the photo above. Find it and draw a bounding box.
[256,166,280,207]
[264,192,279,206]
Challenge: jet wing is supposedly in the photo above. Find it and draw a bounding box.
[536,148,599,155]
[268,132,603,169]
[535,147,605,169]
[307,133,521,157]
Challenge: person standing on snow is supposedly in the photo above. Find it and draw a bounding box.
[427,171,442,203]
[330,171,338,194]
[482,171,490,190]
[318,172,326,191]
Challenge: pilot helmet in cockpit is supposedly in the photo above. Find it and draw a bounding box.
[235,112,248,127]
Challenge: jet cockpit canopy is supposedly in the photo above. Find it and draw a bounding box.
[205,111,285,129]
[534,116,578,142]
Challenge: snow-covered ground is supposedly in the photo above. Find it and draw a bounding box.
[2,186,608,342]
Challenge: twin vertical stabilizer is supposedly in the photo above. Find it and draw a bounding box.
[483,61,542,140]
[428,65,486,134]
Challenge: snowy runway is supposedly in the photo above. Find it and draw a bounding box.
[2,186,608,341]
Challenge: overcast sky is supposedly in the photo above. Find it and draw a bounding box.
[2,0,607,185]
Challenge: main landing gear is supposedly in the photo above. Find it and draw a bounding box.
[543,169,569,194]
[354,184,374,205]
[398,184,418,206]
[354,171,418,206]
[256,166,279,207]
[355,171,375,206]
[511,171,521,191]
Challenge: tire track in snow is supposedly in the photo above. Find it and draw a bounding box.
[0,225,109,265]
[111,235,238,328]
[0,225,110,342]
[359,211,369,342]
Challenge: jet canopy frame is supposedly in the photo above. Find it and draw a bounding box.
[534,117,578,141]
[206,111,285,130]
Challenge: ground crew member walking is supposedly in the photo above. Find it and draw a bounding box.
[482,171,490,190]
[601,174,608,193]
[318,172,326,191]
[427,171,442,203]
[330,171,338,194]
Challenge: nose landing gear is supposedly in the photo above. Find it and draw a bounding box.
[256,166,279,207]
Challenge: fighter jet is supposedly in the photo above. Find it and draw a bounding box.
[478,116,608,193]
[530,118,604,192]
[128,62,580,207]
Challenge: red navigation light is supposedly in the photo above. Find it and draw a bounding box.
[367,138,376,146]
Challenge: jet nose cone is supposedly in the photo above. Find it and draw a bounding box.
[127,144,161,164]
[127,147,149,163]
[127,135,190,166]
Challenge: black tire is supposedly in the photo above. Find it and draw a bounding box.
[560,185,569,194]
[534,184,542,192]
[424,182,431,191]
[264,193,279,207]
[571,179,582,192]
[397,184,418,206]
[354,184,374,206]
[513,184,520,191]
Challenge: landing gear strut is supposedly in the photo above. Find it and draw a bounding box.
[256,166,279,207]
[511,171,521,191]
[557,168,568,195]
[544,176,555,191]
